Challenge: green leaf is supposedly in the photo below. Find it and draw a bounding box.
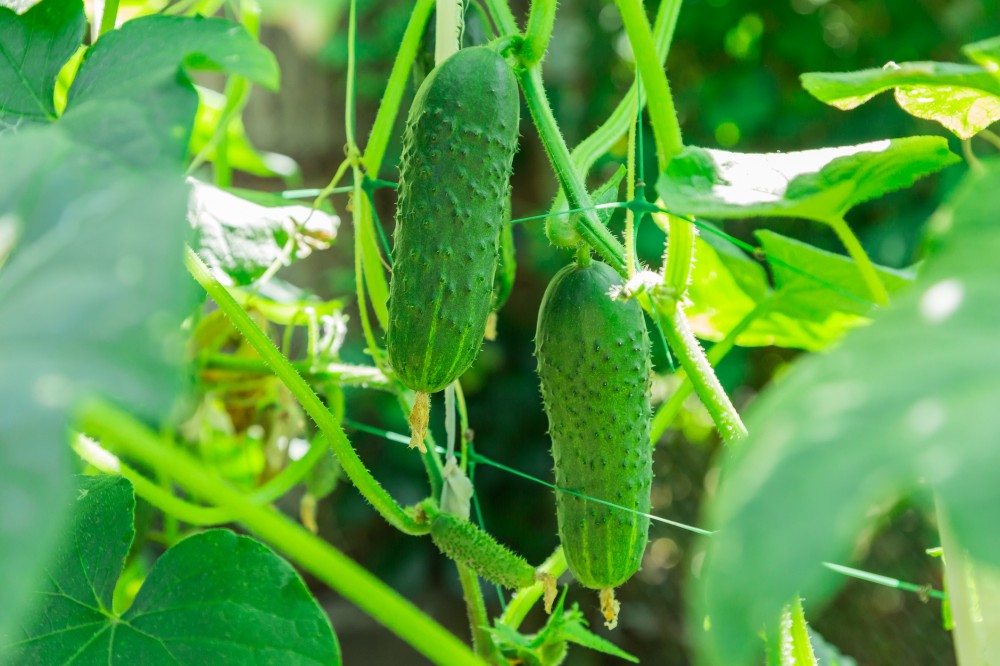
[189,180,339,286]
[765,599,817,666]
[191,87,300,181]
[0,127,193,644]
[658,139,959,222]
[8,475,341,664]
[963,35,1000,70]
[685,229,914,351]
[756,230,914,321]
[0,0,85,129]
[801,61,1000,139]
[692,159,1000,665]
[60,15,279,166]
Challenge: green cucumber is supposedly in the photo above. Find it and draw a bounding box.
[387,46,519,396]
[535,259,652,626]
[420,500,537,591]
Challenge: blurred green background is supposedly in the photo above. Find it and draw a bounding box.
[240,0,998,662]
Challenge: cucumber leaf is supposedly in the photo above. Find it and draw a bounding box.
[6,475,341,665]
[189,179,339,286]
[692,159,1000,665]
[0,0,85,129]
[686,228,914,351]
[802,37,1000,139]
[657,139,958,222]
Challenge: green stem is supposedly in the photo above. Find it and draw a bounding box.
[615,0,683,170]
[187,76,251,176]
[480,0,519,35]
[624,91,638,278]
[516,66,628,274]
[661,211,695,301]
[98,0,120,36]
[456,563,504,664]
[546,0,679,235]
[436,0,464,65]
[345,0,358,146]
[364,0,435,175]
[76,400,483,666]
[522,0,557,65]
[827,215,889,306]
[186,247,428,535]
[653,297,747,444]
[979,128,1000,152]
[650,297,773,443]
[202,354,391,390]
[499,547,567,629]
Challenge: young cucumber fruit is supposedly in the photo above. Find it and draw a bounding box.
[535,260,652,627]
[387,46,519,450]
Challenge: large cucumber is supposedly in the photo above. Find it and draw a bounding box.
[535,259,652,627]
[387,46,519,397]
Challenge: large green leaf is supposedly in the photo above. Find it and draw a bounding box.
[0,12,280,643]
[657,139,958,222]
[189,180,338,286]
[63,14,279,166]
[685,229,914,351]
[692,160,1000,664]
[801,55,1000,139]
[7,475,341,664]
[0,0,84,129]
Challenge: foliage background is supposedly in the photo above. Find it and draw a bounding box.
[228,0,996,662]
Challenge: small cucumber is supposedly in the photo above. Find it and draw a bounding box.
[420,500,555,607]
[387,46,519,395]
[535,259,652,626]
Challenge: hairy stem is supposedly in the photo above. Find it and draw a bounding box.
[76,399,482,666]
[480,0,519,35]
[457,562,504,664]
[522,0,558,66]
[186,248,428,535]
[614,0,683,170]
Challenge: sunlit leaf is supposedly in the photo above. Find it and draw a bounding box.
[657,139,958,222]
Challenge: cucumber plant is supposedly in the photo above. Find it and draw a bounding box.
[1,0,997,664]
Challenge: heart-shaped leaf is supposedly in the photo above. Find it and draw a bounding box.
[7,475,341,664]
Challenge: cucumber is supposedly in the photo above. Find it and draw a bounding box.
[535,259,652,627]
[484,204,515,341]
[387,45,519,394]
[388,45,519,451]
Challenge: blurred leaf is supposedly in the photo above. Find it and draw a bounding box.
[0,0,85,129]
[693,159,1000,664]
[8,475,341,664]
[189,179,339,286]
[801,59,1000,139]
[807,628,857,666]
[963,35,1000,70]
[657,139,959,222]
[257,0,348,53]
[191,86,301,181]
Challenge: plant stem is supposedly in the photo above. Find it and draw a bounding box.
[522,0,557,66]
[186,247,428,535]
[346,0,359,146]
[827,216,889,306]
[436,0,464,65]
[202,354,391,390]
[624,92,638,278]
[364,0,435,175]
[650,297,772,443]
[653,298,747,444]
[499,547,567,629]
[661,210,695,300]
[480,0,519,35]
[456,562,503,664]
[98,0,119,37]
[614,0,683,170]
[76,399,484,666]
[516,66,628,274]
[547,0,679,220]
